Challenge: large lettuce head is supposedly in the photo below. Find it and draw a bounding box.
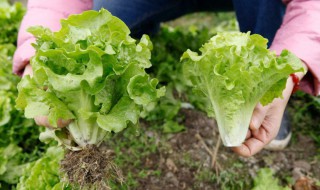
[16,9,165,149]
[181,32,305,146]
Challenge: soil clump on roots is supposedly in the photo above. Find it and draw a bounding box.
[61,145,123,189]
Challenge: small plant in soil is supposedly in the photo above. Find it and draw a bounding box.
[16,9,164,189]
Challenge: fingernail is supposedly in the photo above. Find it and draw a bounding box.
[250,119,258,130]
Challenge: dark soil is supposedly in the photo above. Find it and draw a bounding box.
[121,108,320,190]
[61,145,123,190]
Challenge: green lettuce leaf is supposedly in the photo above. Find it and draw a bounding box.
[0,144,27,184]
[0,44,19,126]
[16,146,71,190]
[182,32,305,146]
[252,168,290,190]
[0,45,51,186]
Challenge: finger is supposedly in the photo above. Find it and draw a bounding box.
[250,103,269,131]
[13,38,36,75]
[232,138,265,157]
[34,116,52,128]
[254,119,279,141]
[57,118,72,128]
[22,64,33,77]
[246,130,251,140]
[35,116,71,129]
[233,126,273,157]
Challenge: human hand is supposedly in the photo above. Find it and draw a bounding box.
[232,66,307,157]
[34,116,71,129]
[13,38,36,75]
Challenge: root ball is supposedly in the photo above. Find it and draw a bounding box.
[61,145,123,189]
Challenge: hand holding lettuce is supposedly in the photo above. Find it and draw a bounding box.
[182,32,306,150]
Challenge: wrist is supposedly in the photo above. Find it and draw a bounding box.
[290,74,300,94]
[287,60,308,94]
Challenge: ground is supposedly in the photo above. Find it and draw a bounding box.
[107,104,319,190]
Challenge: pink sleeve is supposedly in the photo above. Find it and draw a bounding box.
[13,0,93,75]
[270,0,320,96]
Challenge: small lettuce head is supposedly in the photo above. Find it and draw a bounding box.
[182,32,305,146]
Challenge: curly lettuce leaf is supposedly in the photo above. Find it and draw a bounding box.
[0,44,19,126]
[0,144,27,184]
[0,43,51,187]
[0,44,48,150]
[16,146,71,190]
[182,32,305,146]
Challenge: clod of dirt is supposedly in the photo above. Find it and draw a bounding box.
[294,160,311,172]
[294,177,320,190]
[166,158,178,172]
[61,145,123,189]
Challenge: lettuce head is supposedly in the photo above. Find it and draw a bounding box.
[16,9,165,150]
[181,32,305,146]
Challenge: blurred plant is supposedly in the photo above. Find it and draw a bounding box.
[0,0,25,44]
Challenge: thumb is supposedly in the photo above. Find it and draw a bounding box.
[250,103,269,131]
[13,38,36,75]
